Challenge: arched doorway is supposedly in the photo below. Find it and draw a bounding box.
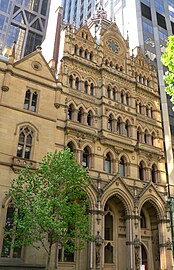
[140,201,160,270]
[104,195,128,270]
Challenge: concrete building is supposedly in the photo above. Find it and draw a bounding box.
[0,8,173,270]
[0,0,51,59]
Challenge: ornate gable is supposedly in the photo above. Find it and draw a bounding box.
[75,24,96,44]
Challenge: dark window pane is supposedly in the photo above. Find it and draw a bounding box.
[1,236,12,257]
[17,144,23,157]
[41,0,48,15]
[19,132,25,143]
[24,90,31,109]
[25,146,31,159]
[24,31,42,56]
[156,12,167,29]
[141,3,152,20]
[0,14,5,30]
[26,134,32,145]
[31,92,37,112]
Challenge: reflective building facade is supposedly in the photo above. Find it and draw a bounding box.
[0,0,51,59]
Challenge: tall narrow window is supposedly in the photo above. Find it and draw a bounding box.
[90,83,94,96]
[105,153,111,173]
[1,203,21,258]
[151,132,155,146]
[69,75,73,88]
[105,212,113,240]
[139,161,145,180]
[113,89,116,101]
[144,130,148,144]
[121,92,124,104]
[75,77,79,90]
[67,104,74,120]
[126,94,129,105]
[17,127,33,159]
[137,128,141,142]
[82,147,90,168]
[107,86,111,99]
[125,120,129,137]
[77,107,84,123]
[84,81,88,94]
[140,210,146,228]
[24,90,38,112]
[87,111,93,126]
[116,117,121,134]
[119,157,125,177]
[108,115,113,131]
[151,164,157,183]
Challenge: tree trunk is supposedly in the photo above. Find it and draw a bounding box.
[45,242,52,270]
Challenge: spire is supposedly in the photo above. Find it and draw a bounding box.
[8,41,16,63]
[52,6,63,72]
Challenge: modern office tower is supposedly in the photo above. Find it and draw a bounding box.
[0,0,51,59]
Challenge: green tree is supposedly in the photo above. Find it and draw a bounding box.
[161,36,174,104]
[7,149,92,270]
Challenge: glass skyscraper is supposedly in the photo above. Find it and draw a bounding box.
[0,0,51,59]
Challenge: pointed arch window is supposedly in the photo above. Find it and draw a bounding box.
[139,103,142,114]
[77,107,84,123]
[69,75,73,88]
[1,203,21,258]
[126,94,129,105]
[116,117,121,134]
[17,127,33,160]
[144,130,148,144]
[84,50,88,59]
[151,132,155,146]
[105,212,113,241]
[74,45,78,55]
[79,48,83,57]
[24,89,38,112]
[105,153,112,173]
[67,104,74,120]
[107,86,111,99]
[108,114,113,131]
[113,89,116,101]
[67,142,75,153]
[151,164,157,183]
[137,128,141,142]
[87,110,93,126]
[84,81,88,94]
[121,92,124,104]
[139,161,145,180]
[125,120,129,137]
[89,52,93,61]
[75,77,79,90]
[119,157,125,177]
[82,147,90,168]
[90,83,94,96]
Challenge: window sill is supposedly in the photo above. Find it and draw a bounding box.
[11,156,37,172]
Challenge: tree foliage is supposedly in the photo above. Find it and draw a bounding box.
[161,36,174,104]
[8,149,92,269]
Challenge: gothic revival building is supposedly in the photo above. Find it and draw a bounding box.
[0,9,173,270]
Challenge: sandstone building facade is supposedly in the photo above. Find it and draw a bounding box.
[0,10,173,270]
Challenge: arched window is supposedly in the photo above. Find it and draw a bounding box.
[151,164,157,183]
[87,111,93,126]
[84,81,88,94]
[125,120,129,137]
[1,203,21,258]
[108,114,113,131]
[107,86,111,99]
[144,130,148,144]
[105,212,113,240]
[105,243,113,263]
[116,117,121,134]
[67,104,74,120]
[75,77,79,90]
[136,101,139,113]
[113,89,116,101]
[77,107,84,123]
[17,127,33,160]
[119,157,125,177]
[79,48,83,57]
[67,142,75,153]
[151,132,155,146]
[105,153,112,173]
[24,90,38,112]
[90,83,94,96]
[89,52,93,61]
[121,92,124,104]
[84,50,88,59]
[69,75,73,88]
[74,45,78,55]
[137,128,141,142]
[126,94,129,106]
[104,204,113,263]
[139,161,145,180]
[140,210,146,228]
[82,147,90,168]
[139,103,142,114]
[146,106,149,116]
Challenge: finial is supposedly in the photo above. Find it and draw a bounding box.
[36,45,42,51]
[8,41,16,63]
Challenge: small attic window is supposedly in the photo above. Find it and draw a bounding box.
[86,34,88,40]
[82,32,84,38]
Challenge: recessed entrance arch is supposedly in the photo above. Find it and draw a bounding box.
[140,200,160,270]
